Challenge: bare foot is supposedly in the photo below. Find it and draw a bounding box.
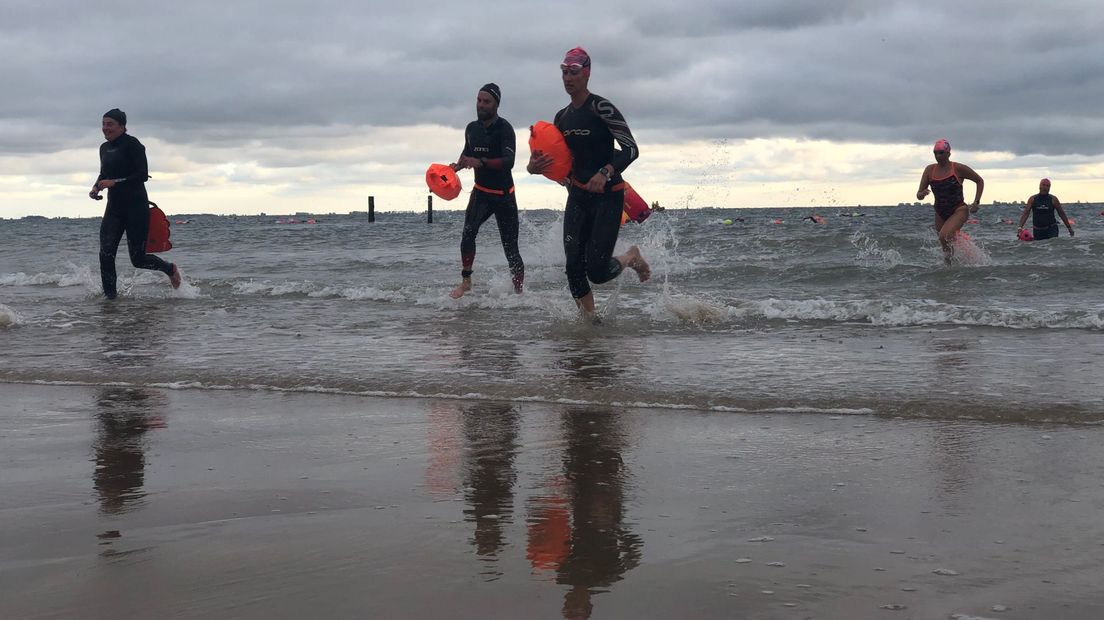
[620,246,651,282]
[169,264,182,289]
[449,279,472,299]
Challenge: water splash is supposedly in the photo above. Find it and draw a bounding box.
[850,228,902,269]
[951,231,991,266]
[648,280,727,324]
[172,273,202,299]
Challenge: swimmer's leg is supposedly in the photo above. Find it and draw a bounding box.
[451,192,495,299]
[936,206,969,263]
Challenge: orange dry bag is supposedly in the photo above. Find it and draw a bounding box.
[528,121,572,183]
[425,163,462,200]
[146,201,172,253]
[621,183,652,225]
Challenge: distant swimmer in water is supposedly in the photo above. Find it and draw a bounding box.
[802,215,825,223]
[527,47,650,320]
[449,83,525,299]
[915,139,984,262]
[90,109,181,299]
[1017,178,1073,240]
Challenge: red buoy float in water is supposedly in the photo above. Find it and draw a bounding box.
[425,163,462,200]
[528,121,572,183]
[146,201,172,253]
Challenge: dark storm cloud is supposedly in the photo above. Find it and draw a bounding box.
[2,0,1102,159]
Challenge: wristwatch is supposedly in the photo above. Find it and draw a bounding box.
[599,166,612,179]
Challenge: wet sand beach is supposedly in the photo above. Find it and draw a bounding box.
[3,384,1103,619]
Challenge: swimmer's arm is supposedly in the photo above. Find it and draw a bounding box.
[1017,198,1032,229]
[594,97,639,174]
[96,143,107,183]
[1054,198,1074,235]
[916,165,932,200]
[957,164,984,205]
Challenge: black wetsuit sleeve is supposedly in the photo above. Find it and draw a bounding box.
[593,98,639,173]
[461,121,474,159]
[97,143,107,183]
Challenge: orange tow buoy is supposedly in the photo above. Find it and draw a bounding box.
[425,163,462,200]
[528,121,572,183]
[146,201,172,253]
[621,183,652,225]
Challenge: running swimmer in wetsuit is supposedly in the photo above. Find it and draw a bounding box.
[1017,178,1074,240]
[915,139,984,262]
[526,47,650,319]
[90,109,180,299]
[449,83,525,299]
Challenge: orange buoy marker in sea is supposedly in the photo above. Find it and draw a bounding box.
[425,163,462,200]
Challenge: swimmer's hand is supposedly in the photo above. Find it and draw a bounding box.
[527,150,552,175]
[916,188,930,200]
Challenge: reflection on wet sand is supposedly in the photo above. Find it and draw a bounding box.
[927,338,981,502]
[93,387,165,515]
[93,302,168,515]
[427,387,643,617]
[460,401,520,573]
[458,337,521,381]
[530,408,642,619]
[554,338,621,390]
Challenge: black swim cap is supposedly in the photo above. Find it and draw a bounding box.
[480,83,501,104]
[103,108,127,127]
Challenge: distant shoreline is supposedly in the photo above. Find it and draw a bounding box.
[6,202,1104,221]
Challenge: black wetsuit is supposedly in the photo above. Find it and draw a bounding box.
[1030,193,1059,240]
[97,133,173,298]
[459,116,523,289]
[554,93,639,298]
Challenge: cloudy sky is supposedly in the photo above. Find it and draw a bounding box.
[3,0,1103,218]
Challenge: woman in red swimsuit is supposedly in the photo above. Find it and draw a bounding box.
[915,139,984,261]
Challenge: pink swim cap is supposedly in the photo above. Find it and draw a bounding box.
[1018,229,1034,241]
[1040,177,1051,185]
[933,139,950,152]
[562,47,591,69]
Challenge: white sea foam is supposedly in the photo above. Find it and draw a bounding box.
[649,281,727,324]
[0,304,22,327]
[2,377,881,416]
[232,279,314,296]
[309,286,404,302]
[0,262,94,288]
[0,272,61,286]
[732,297,1102,330]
